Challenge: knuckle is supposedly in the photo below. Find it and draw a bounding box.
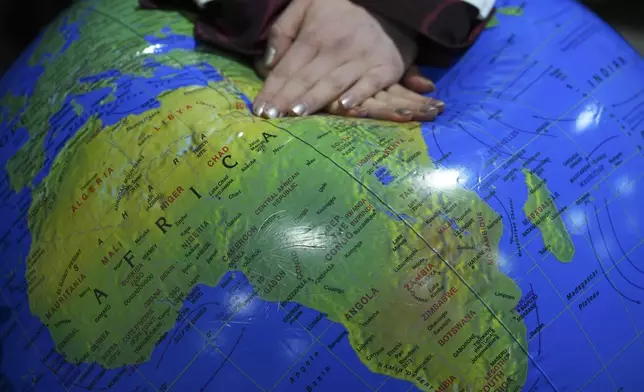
[300,31,322,47]
[269,24,284,39]
[327,75,348,94]
[261,82,282,98]
[271,92,306,111]
[298,74,318,91]
[375,91,388,100]
[325,101,341,114]
[362,73,386,93]
[269,67,289,80]
[271,22,295,41]
[329,35,352,52]
[270,96,291,112]
[357,46,370,60]
[386,84,399,93]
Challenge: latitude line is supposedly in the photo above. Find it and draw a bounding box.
[89,7,273,391]
[174,294,336,392]
[27,3,640,392]
[273,309,377,391]
[207,344,267,392]
[455,68,635,198]
[450,42,644,389]
[187,298,376,391]
[521,245,618,391]
[532,72,644,389]
[267,323,334,392]
[479,201,644,390]
[517,240,644,338]
[0,7,165,392]
[266,117,553,389]
[491,150,640,267]
[487,182,644,391]
[95,7,580,390]
[605,169,644,353]
[576,332,643,391]
[429,5,592,193]
[26,11,231,391]
[165,342,209,392]
[0,290,73,392]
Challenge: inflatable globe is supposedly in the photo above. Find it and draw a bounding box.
[1,0,643,390]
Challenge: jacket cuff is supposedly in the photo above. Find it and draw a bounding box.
[354,0,492,66]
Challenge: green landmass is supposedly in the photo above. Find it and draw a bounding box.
[2,2,191,191]
[71,100,83,116]
[0,92,28,125]
[522,168,575,262]
[497,6,524,16]
[17,1,532,391]
[487,6,524,28]
[27,82,528,390]
[486,16,501,28]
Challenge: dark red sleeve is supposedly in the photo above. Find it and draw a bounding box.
[139,0,490,65]
[139,0,288,56]
[354,0,492,66]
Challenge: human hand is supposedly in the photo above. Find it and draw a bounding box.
[252,0,419,119]
[327,83,445,122]
[255,53,445,123]
[326,65,444,122]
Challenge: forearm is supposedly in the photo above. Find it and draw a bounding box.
[138,0,494,65]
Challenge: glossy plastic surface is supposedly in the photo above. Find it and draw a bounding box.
[0,0,643,391]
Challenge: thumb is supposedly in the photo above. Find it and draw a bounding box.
[254,56,269,79]
[401,65,436,94]
[263,0,310,68]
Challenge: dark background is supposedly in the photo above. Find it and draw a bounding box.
[0,0,73,74]
[0,0,642,76]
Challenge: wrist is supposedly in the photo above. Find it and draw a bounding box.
[373,12,419,64]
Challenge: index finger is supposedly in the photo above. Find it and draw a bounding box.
[253,40,317,118]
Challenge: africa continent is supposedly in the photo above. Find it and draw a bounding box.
[20,51,529,391]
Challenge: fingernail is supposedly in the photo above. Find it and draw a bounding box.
[431,99,446,110]
[423,77,436,90]
[421,105,438,116]
[264,46,276,67]
[253,102,266,116]
[395,108,413,116]
[340,97,354,109]
[290,103,308,116]
[262,106,280,119]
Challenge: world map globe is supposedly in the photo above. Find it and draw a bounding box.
[1,0,643,390]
